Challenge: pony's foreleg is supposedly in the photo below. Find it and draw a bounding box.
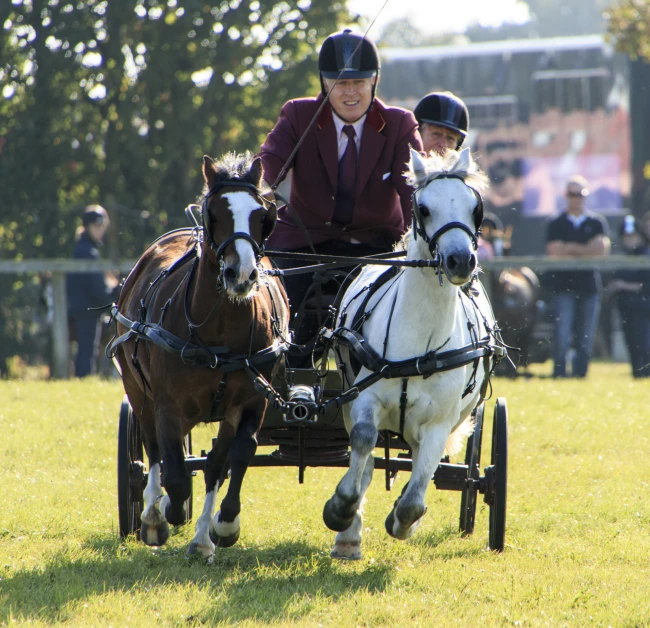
[385,422,450,540]
[323,398,379,535]
[140,463,170,546]
[187,423,233,562]
[330,455,374,560]
[210,407,261,548]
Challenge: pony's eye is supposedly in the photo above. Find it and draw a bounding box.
[419,204,430,217]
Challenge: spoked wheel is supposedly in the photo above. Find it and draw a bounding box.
[183,432,194,524]
[486,397,508,552]
[117,396,146,539]
[459,402,484,535]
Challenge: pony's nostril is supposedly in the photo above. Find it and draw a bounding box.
[249,268,259,283]
[224,267,236,283]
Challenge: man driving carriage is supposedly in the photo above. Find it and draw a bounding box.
[258,29,422,355]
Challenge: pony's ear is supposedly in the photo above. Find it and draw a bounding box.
[249,156,264,188]
[203,155,218,186]
[450,147,472,175]
[410,148,427,184]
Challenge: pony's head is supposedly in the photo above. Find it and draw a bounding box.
[201,152,277,298]
[405,147,488,285]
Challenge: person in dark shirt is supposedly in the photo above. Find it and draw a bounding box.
[545,175,611,377]
[67,205,119,377]
[608,215,650,377]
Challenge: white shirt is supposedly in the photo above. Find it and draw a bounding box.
[332,113,365,161]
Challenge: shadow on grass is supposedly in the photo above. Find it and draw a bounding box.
[411,523,486,558]
[1,535,393,624]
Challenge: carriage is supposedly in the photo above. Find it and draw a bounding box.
[112,149,510,560]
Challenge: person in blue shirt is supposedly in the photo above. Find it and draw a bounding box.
[67,205,119,377]
[608,215,650,378]
[545,175,611,378]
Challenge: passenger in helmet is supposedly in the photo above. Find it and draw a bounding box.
[259,29,422,353]
[414,91,469,154]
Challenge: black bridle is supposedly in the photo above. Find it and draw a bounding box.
[411,173,484,260]
[201,179,277,264]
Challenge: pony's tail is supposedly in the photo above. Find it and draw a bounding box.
[443,414,475,458]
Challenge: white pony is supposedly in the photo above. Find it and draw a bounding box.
[323,147,500,559]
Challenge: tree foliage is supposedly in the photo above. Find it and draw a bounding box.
[0,0,347,259]
[605,0,650,61]
[0,0,348,370]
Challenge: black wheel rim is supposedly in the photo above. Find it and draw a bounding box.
[184,432,193,523]
[117,396,144,538]
[488,397,508,552]
[459,403,484,535]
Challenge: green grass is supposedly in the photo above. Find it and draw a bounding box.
[1,362,650,626]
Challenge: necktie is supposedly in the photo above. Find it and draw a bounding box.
[333,125,357,226]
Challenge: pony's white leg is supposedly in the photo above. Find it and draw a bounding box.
[140,463,170,546]
[324,396,380,536]
[385,421,453,541]
[330,455,375,560]
[187,482,219,563]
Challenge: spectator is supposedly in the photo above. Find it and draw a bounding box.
[67,205,119,377]
[545,175,611,378]
[259,29,422,351]
[607,215,650,378]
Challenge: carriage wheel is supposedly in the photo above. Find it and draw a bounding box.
[487,397,508,552]
[183,432,194,524]
[117,396,146,539]
[459,402,484,536]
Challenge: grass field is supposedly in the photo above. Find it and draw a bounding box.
[1,361,649,627]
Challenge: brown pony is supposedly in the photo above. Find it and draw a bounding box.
[112,152,289,562]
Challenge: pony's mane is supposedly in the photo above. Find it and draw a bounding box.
[200,151,269,197]
[405,149,489,194]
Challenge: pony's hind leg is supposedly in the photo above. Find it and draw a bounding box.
[385,422,450,541]
[120,384,171,547]
[210,405,263,549]
[187,421,234,562]
[324,397,379,558]
[140,462,170,546]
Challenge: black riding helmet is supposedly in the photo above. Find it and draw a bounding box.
[414,92,469,149]
[318,29,380,109]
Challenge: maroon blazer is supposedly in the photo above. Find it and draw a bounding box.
[259,95,422,249]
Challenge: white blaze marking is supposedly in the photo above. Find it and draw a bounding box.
[223,191,260,282]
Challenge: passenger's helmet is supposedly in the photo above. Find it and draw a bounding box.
[414,92,469,148]
[318,29,380,80]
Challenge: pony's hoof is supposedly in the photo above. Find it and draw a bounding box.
[140,520,170,546]
[330,542,362,560]
[385,507,426,540]
[186,541,215,563]
[163,495,188,527]
[323,498,355,532]
[209,512,240,548]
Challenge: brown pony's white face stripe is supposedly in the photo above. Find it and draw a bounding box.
[220,191,262,297]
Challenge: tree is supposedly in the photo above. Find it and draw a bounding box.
[0,0,349,371]
[605,0,650,61]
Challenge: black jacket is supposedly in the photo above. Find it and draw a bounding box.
[67,231,117,316]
